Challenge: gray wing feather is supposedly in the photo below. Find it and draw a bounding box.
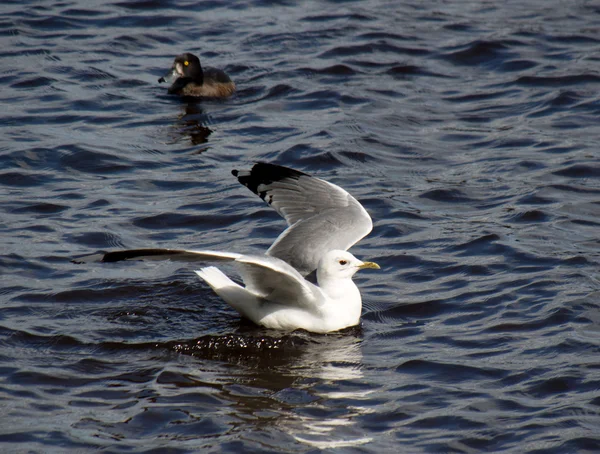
[234,255,320,308]
[267,200,372,275]
[233,163,373,276]
[260,177,350,226]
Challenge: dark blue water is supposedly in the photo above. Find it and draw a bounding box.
[2,0,600,452]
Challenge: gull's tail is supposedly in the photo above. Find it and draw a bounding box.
[195,267,261,322]
[195,266,236,290]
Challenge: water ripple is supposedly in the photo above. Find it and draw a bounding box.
[1,0,599,452]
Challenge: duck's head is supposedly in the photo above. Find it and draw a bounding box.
[158,53,203,84]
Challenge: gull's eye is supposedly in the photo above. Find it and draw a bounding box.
[339,260,347,266]
[184,60,189,66]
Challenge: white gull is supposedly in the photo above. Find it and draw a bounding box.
[93,163,379,333]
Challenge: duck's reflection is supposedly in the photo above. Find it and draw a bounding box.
[168,103,212,147]
[172,326,373,449]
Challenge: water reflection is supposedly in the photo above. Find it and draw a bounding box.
[277,333,374,449]
[167,103,212,147]
[175,328,373,449]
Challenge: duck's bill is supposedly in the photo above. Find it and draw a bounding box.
[358,261,380,270]
[158,68,177,84]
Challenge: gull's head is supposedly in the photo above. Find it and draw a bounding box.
[317,250,380,281]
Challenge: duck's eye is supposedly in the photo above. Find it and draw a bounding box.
[339,260,347,266]
[184,60,189,66]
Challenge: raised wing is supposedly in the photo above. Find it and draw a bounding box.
[234,255,321,309]
[232,163,373,275]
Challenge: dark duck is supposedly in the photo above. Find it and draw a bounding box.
[158,53,235,98]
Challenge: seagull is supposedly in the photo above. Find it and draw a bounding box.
[88,163,379,333]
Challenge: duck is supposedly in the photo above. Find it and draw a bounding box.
[158,52,236,98]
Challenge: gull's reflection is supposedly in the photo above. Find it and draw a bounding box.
[174,326,374,449]
[280,332,374,449]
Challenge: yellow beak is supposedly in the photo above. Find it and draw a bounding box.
[358,261,380,270]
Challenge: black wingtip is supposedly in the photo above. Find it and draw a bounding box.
[232,162,309,196]
[71,252,107,264]
[253,162,308,178]
[73,249,187,264]
[100,249,186,262]
[101,251,132,262]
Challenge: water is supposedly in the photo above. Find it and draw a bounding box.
[1,0,600,452]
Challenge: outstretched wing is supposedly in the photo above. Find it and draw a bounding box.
[232,163,373,275]
[73,246,321,308]
[72,248,241,264]
[234,254,321,309]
